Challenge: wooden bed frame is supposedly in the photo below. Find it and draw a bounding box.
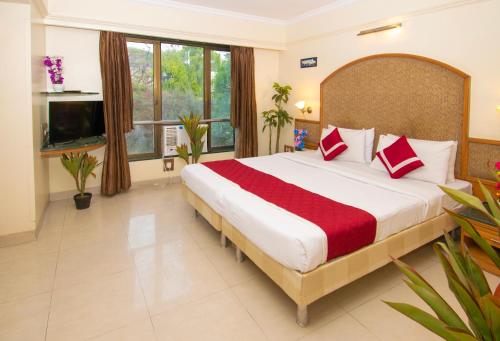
[183,53,471,326]
[184,185,456,326]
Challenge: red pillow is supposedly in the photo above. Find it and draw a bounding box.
[319,128,348,161]
[376,136,424,179]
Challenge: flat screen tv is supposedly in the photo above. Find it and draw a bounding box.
[49,101,105,144]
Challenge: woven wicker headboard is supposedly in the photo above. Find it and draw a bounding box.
[320,53,470,177]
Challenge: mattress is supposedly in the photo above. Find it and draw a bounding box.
[181,151,471,272]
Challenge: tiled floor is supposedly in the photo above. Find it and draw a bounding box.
[0,182,498,340]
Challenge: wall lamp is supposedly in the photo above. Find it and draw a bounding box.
[295,101,312,114]
[357,23,402,36]
[496,105,500,113]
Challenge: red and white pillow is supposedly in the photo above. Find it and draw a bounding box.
[319,128,348,161]
[375,136,424,179]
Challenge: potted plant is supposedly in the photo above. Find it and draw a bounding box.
[60,152,101,209]
[261,82,294,154]
[261,110,277,155]
[385,164,500,340]
[176,113,208,164]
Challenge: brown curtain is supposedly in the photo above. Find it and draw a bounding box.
[99,31,133,196]
[230,46,258,158]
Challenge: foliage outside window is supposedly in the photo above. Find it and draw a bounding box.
[126,37,233,159]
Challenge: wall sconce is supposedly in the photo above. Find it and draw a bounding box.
[496,105,500,113]
[295,101,312,114]
[357,23,402,36]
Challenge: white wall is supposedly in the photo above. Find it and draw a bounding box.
[281,0,500,140]
[32,0,50,229]
[0,2,37,236]
[45,26,282,197]
[44,0,286,49]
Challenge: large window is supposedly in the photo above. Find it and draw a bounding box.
[126,37,233,160]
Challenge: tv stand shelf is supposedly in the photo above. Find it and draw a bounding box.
[40,136,106,157]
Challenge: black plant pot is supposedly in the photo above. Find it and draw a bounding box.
[74,193,92,210]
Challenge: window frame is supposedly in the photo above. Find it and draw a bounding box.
[126,35,234,161]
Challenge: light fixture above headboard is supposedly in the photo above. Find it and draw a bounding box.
[357,23,402,36]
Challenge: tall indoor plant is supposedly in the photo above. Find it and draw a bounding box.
[261,110,277,155]
[385,164,500,340]
[61,152,101,209]
[261,82,293,154]
[176,113,208,164]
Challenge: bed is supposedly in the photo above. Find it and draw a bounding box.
[181,53,472,326]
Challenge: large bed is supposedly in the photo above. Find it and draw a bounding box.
[181,53,472,326]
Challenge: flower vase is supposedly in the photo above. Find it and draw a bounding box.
[52,84,64,92]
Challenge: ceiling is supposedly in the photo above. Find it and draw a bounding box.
[140,0,355,22]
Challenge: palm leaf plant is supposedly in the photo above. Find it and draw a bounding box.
[176,113,208,164]
[261,110,277,155]
[60,152,101,209]
[385,169,500,340]
[261,82,294,154]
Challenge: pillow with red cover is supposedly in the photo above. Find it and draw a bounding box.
[376,135,424,179]
[319,128,348,161]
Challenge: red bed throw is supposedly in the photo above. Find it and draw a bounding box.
[202,159,377,260]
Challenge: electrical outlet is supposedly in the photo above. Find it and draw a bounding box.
[163,157,174,172]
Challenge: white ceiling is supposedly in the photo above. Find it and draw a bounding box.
[139,0,356,22]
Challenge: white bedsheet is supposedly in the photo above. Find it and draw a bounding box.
[181,151,471,272]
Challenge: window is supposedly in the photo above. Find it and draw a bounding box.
[126,37,233,160]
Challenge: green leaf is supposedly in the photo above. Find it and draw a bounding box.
[447,275,492,341]
[436,240,470,291]
[446,328,481,341]
[404,280,469,331]
[463,250,492,298]
[434,243,459,282]
[439,186,500,226]
[478,181,500,220]
[393,258,441,293]
[446,210,500,268]
[384,301,467,341]
[444,233,470,290]
[481,295,500,341]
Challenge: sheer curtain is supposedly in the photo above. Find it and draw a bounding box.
[99,31,133,195]
[230,46,258,158]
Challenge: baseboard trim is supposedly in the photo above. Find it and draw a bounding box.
[0,230,36,248]
[49,176,182,201]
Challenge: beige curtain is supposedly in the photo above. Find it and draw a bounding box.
[230,46,258,158]
[99,31,133,196]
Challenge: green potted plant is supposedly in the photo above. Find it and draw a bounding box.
[385,166,500,340]
[176,113,208,164]
[60,152,101,209]
[261,110,277,155]
[261,82,294,154]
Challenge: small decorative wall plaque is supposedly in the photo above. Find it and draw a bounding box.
[300,57,317,68]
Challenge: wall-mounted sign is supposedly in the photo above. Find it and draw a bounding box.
[300,57,318,68]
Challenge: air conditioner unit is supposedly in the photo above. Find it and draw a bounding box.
[162,125,208,157]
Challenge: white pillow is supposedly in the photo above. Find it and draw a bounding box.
[386,134,457,183]
[328,125,375,163]
[317,127,366,163]
[371,135,455,184]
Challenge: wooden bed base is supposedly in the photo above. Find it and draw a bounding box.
[183,184,456,327]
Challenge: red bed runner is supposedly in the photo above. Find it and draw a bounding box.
[202,159,377,260]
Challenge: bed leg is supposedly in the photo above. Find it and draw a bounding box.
[296,304,309,327]
[194,209,199,218]
[236,247,245,263]
[220,233,228,248]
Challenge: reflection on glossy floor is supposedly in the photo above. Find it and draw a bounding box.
[0,182,498,340]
